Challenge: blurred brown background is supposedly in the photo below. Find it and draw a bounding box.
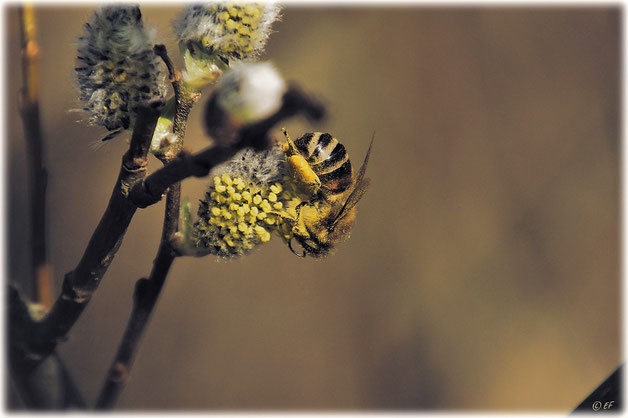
[6,5,620,411]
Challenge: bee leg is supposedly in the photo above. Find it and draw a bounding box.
[288,238,306,258]
[294,201,308,222]
[268,210,295,227]
[266,211,296,246]
[281,130,322,196]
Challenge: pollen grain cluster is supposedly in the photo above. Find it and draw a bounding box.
[194,173,299,258]
[173,3,281,63]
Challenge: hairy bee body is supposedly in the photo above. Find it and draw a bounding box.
[291,132,354,200]
[280,130,372,257]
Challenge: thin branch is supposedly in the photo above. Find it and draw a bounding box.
[96,83,325,410]
[19,4,51,310]
[153,44,176,81]
[9,286,87,410]
[12,6,86,409]
[10,99,165,373]
[97,45,193,409]
[153,44,199,161]
[94,210,177,409]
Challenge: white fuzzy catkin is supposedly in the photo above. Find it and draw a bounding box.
[76,5,166,132]
[172,2,281,63]
[215,62,286,125]
[213,146,286,184]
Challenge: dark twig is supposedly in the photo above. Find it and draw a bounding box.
[9,99,165,374]
[9,286,87,410]
[96,84,325,410]
[12,6,84,409]
[153,44,200,161]
[153,44,176,80]
[19,4,51,310]
[94,212,177,409]
[97,45,193,409]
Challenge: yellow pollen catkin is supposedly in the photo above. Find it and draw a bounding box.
[194,171,301,258]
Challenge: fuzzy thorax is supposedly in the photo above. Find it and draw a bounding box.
[76,5,166,131]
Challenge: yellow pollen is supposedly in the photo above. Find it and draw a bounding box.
[221,173,233,185]
[260,200,272,212]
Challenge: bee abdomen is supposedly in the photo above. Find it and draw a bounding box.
[319,160,353,193]
[295,132,354,195]
[312,142,348,174]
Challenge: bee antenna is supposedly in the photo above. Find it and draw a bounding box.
[281,128,293,143]
[288,238,306,258]
[281,128,299,155]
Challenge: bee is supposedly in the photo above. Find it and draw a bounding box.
[277,129,373,257]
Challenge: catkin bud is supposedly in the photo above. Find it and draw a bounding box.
[204,62,286,144]
[76,5,166,132]
[172,2,281,89]
[218,62,285,124]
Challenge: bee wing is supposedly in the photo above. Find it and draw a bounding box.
[331,135,374,228]
[332,177,371,226]
[353,133,374,191]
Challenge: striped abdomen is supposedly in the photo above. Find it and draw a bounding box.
[294,132,353,196]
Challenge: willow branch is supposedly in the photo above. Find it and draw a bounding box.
[9,285,87,410]
[11,6,85,409]
[94,207,177,409]
[153,44,199,161]
[19,4,51,310]
[96,83,325,410]
[96,45,193,409]
[9,99,166,374]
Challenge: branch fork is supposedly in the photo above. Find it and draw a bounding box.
[12,37,327,410]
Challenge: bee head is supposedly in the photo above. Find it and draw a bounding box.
[291,235,331,258]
